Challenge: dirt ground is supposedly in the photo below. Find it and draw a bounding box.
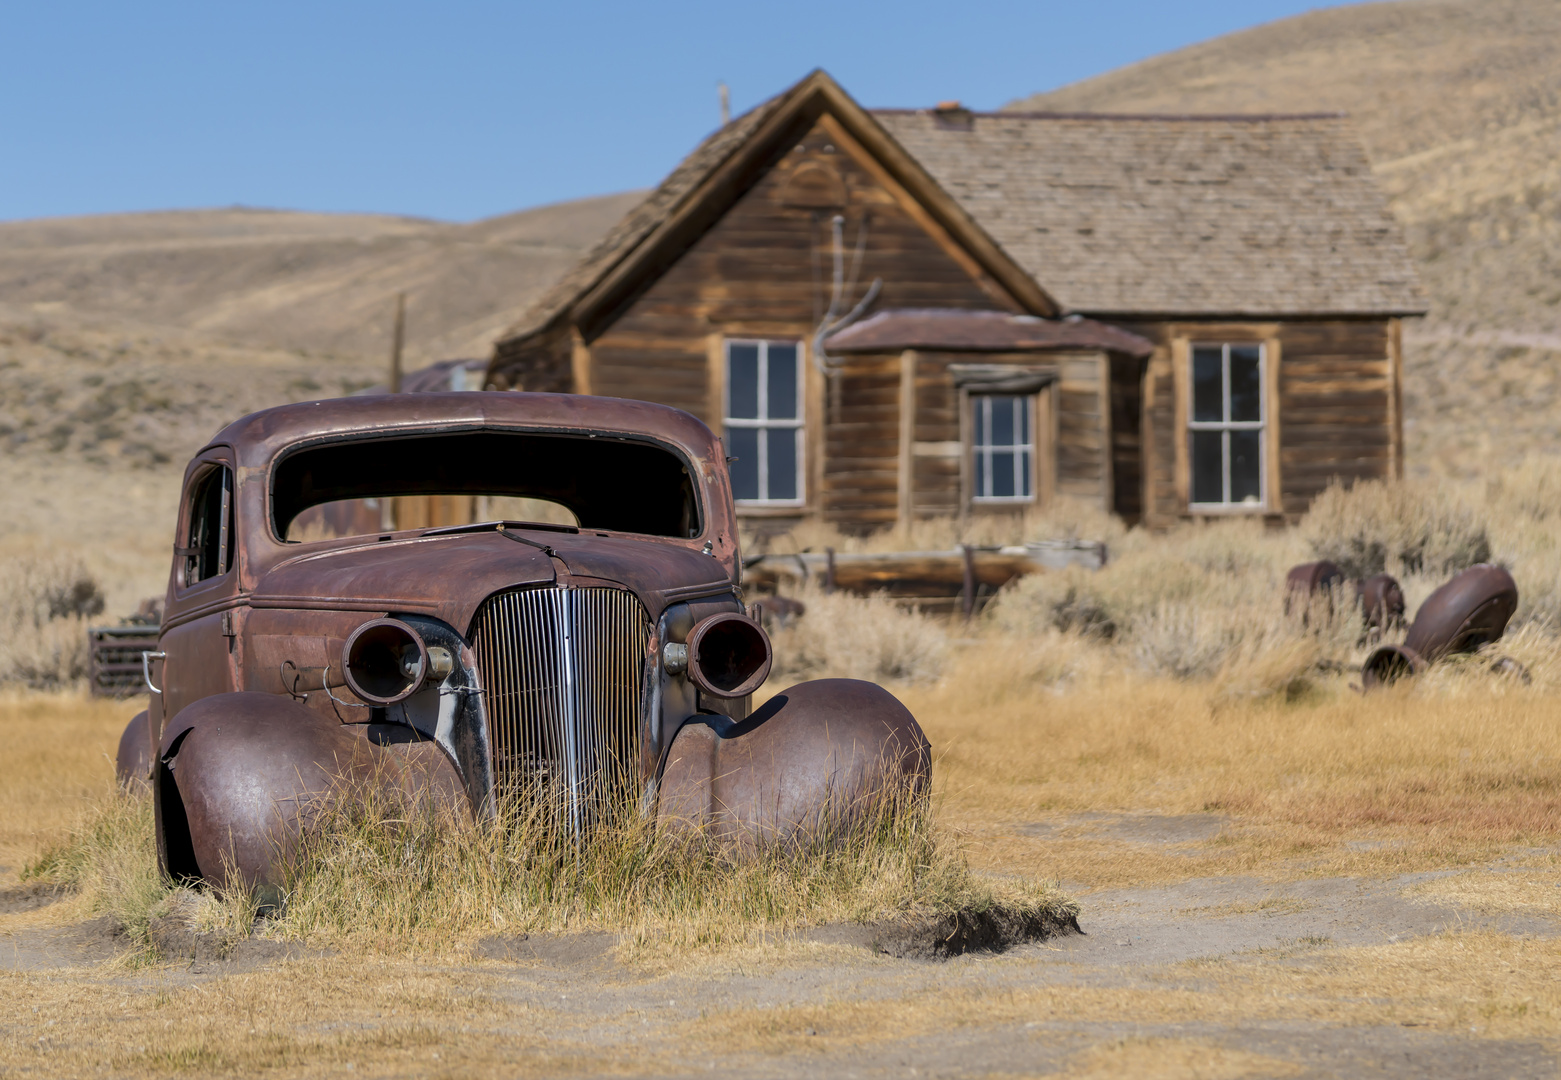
[3,803,1557,1077]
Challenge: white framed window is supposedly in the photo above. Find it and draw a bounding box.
[724,339,804,506]
[1188,343,1265,509]
[971,393,1034,503]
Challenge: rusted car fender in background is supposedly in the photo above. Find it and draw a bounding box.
[1362,564,1518,689]
[656,679,931,848]
[154,692,465,900]
[1356,573,1406,634]
[116,710,152,790]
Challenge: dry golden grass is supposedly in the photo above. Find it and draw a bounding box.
[0,691,126,875]
[6,467,1561,1072]
[907,647,1561,886]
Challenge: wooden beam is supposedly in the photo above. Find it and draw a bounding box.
[1171,337,1190,510]
[705,333,724,430]
[1098,353,1113,514]
[805,337,826,521]
[897,350,917,533]
[570,328,593,396]
[1265,336,1284,514]
[1388,317,1404,480]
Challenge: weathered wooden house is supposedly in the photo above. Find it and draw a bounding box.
[488,70,1425,531]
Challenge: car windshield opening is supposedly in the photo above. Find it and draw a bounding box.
[273,430,701,542]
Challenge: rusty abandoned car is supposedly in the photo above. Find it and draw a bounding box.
[114,393,930,898]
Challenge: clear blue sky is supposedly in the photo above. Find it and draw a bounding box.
[1,1,1348,224]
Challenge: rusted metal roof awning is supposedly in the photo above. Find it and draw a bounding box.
[823,308,1154,357]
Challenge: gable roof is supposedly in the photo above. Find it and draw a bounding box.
[495,73,1425,356]
[873,108,1426,318]
[494,71,1057,352]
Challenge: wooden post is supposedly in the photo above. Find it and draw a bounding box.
[897,350,917,534]
[388,292,405,393]
[825,547,836,593]
[1388,318,1404,480]
[960,543,976,619]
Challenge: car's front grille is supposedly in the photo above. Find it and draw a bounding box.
[469,586,648,835]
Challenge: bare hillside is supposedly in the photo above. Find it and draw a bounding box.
[0,191,643,367]
[1012,0,1561,477]
[0,192,641,566]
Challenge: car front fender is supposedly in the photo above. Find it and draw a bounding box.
[155,691,466,899]
[655,678,930,849]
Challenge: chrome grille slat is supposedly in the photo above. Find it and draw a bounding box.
[471,586,648,835]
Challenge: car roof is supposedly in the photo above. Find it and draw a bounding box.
[205,392,721,468]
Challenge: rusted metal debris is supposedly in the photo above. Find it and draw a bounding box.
[1284,561,1405,639]
[1361,564,1519,690]
[1284,560,1346,621]
[116,392,930,899]
[1356,573,1406,636]
[744,540,1107,614]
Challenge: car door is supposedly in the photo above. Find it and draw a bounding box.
[155,449,243,737]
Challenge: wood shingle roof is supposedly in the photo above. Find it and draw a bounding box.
[493,71,1425,355]
[873,108,1426,318]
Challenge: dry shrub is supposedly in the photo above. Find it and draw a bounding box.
[0,544,107,688]
[1483,456,1561,626]
[1298,477,1491,579]
[767,582,948,685]
[986,517,1344,689]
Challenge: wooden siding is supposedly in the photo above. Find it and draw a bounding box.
[1056,355,1109,508]
[911,351,965,519]
[1110,354,1145,524]
[1130,319,1395,527]
[823,355,900,529]
[584,117,1020,433]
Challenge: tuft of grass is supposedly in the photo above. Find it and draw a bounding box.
[22,790,163,953]
[263,779,1070,959]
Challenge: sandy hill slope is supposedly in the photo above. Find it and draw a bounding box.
[0,192,641,569]
[0,191,643,366]
[1011,0,1561,477]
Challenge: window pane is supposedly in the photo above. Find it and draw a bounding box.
[1018,449,1033,497]
[1192,346,1223,422]
[990,396,1016,446]
[991,451,1016,497]
[766,428,798,501]
[766,343,798,420]
[1229,345,1262,423]
[972,397,985,448]
[1230,430,1262,504]
[973,449,986,497]
[728,427,760,500]
[1191,430,1224,504]
[1017,396,1030,443]
[727,343,759,420]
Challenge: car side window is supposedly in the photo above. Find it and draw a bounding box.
[183,465,234,586]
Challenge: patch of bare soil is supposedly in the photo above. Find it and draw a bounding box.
[0,881,66,915]
[147,915,332,971]
[476,931,618,967]
[1,915,128,971]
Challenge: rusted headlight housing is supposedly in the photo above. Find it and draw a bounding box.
[683,612,772,699]
[342,618,432,705]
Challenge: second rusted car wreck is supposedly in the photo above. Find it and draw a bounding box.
[117,393,929,899]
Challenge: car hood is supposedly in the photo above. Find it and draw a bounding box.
[250,528,736,635]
